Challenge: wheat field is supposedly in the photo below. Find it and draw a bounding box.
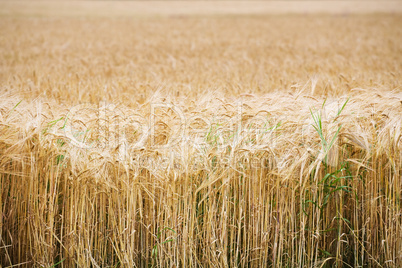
[0,2,401,267]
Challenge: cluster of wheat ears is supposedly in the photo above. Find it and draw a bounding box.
[0,6,401,268]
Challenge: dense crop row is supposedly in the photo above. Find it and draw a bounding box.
[0,8,401,267]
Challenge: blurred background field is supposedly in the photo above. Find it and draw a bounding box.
[1,6,401,104]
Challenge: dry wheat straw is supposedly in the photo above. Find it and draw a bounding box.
[0,12,401,268]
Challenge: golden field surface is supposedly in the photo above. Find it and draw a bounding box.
[0,2,401,267]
